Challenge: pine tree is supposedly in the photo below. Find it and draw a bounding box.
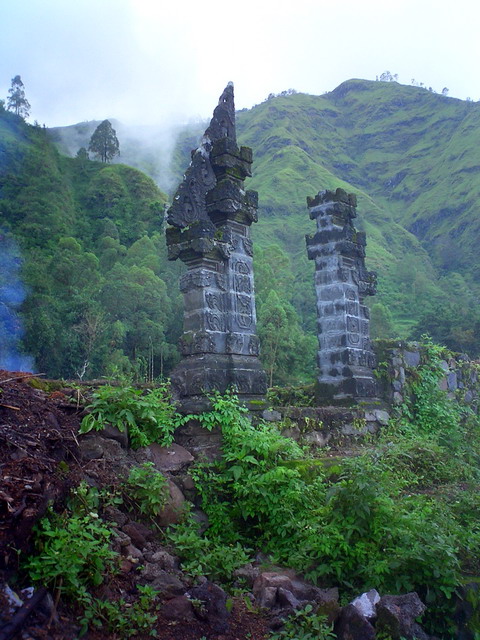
[7,75,31,118]
[88,120,120,163]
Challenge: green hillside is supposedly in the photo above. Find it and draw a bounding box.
[235,90,443,338]
[322,80,480,277]
[0,105,183,379]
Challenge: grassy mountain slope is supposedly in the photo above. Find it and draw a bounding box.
[235,92,443,335]
[321,79,480,278]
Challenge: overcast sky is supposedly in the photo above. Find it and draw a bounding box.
[1,0,479,127]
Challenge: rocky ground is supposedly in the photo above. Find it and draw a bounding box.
[0,372,273,639]
[0,372,444,640]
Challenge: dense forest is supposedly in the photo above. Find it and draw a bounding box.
[1,79,480,382]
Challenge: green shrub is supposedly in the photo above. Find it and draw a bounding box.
[79,382,189,449]
[270,604,335,640]
[267,384,316,407]
[192,390,309,543]
[168,514,252,583]
[24,482,161,638]
[398,337,469,448]
[25,506,115,600]
[124,462,169,518]
[80,584,160,638]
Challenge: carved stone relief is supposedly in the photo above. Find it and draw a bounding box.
[165,84,267,404]
[226,333,244,354]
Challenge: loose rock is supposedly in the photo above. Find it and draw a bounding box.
[139,442,194,473]
[161,595,195,622]
[141,565,185,597]
[376,592,427,639]
[187,581,230,633]
[156,480,187,527]
[351,589,380,620]
[334,603,376,640]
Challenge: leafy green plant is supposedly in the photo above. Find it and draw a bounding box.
[267,384,316,407]
[124,462,169,518]
[192,390,310,543]
[270,605,335,640]
[168,513,252,582]
[80,584,160,638]
[24,480,163,638]
[25,506,115,601]
[79,382,189,449]
[398,337,466,439]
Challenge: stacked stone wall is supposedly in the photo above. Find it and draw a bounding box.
[374,340,479,413]
[263,341,479,448]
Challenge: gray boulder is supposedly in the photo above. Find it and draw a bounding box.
[187,581,230,633]
[376,592,427,639]
[161,595,195,622]
[139,442,194,472]
[334,603,376,640]
[156,480,187,527]
[252,570,339,621]
[140,564,185,597]
[351,589,380,620]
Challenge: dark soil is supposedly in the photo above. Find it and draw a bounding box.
[0,371,84,572]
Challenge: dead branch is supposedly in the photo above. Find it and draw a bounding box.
[0,586,48,640]
[0,373,46,384]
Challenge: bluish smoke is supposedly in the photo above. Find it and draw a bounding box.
[0,233,35,372]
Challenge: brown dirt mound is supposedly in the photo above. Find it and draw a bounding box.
[0,371,84,574]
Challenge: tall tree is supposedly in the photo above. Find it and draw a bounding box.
[88,120,120,163]
[7,75,30,118]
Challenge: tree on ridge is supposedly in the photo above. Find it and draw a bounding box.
[88,120,120,163]
[7,75,31,119]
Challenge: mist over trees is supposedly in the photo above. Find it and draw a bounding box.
[0,111,172,380]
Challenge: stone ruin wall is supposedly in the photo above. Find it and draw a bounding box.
[374,340,479,412]
[264,341,479,448]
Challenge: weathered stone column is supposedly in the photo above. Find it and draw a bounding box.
[306,188,377,400]
[166,84,267,411]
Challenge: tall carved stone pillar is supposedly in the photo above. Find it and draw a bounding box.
[166,84,267,411]
[306,188,377,400]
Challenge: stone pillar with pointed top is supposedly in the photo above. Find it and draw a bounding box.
[306,188,378,400]
[166,84,267,412]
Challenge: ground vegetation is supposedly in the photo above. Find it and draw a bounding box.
[1,338,479,638]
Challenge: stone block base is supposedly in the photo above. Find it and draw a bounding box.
[170,354,268,413]
[316,375,378,402]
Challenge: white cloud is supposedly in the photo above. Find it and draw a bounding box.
[0,0,479,127]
